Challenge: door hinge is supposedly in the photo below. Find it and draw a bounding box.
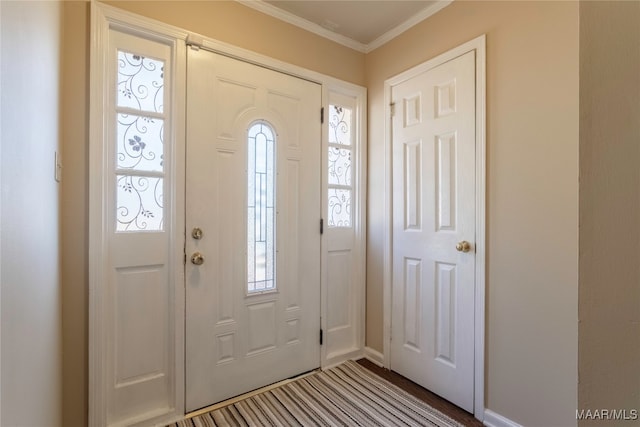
[320,329,323,345]
[54,151,62,183]
[390,102,396,117]
[321,107,324,124]
[320,218,324,235]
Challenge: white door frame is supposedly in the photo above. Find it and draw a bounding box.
[382,34,486,420]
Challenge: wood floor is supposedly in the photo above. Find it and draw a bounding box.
[357,359,484,427]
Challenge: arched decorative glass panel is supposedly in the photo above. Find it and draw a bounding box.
[247,121,276,293]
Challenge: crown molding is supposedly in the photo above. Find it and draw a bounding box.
[365,0,453,53]
[236,0,452,54]
[237,0,368,53]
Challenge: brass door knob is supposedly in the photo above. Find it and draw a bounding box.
[455,241,471,253]
[192,227,203,240]
[191,252,205,265]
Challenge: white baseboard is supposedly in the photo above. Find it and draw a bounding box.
[363,346,384,367]
[323,348,364,370]
[484,409,522,427]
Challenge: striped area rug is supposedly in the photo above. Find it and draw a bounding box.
[172,360,463,427]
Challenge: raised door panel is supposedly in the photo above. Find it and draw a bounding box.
[402,257,422,353]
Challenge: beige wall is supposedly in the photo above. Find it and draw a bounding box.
[61,2,89,426]
[365,2,579,425]
[60,2,364,426]
[62,1,584,426]
[578,2,640,424]
[104,1,365,86]
[1,1,63,426]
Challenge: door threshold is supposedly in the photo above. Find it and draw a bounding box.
[185,368,320,419]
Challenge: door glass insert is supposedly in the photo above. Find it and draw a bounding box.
[117,51,164,113]
[117,114,164,172]
[328,105,352,146]
[116,175,164,231]
[328,188,351,227]
[328,147,351,186]
[247,122,276,293]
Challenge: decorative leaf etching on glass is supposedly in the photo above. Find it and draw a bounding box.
[327,103,354,228]
[117,114,164,172]
[116,175,163,231]
[328,104,352,146]
[328,188,351,228]
[247,122,276,293]
[328,147,352,186]
[117,51,164,113]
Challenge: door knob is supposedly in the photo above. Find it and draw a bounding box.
[191,227,203,240]
[455,241,471,253]
[191,252,205,265]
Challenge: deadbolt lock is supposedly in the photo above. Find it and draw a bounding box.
[192,227,203,240]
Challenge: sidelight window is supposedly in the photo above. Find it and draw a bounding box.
[115,50,166,231]
[327,104,353,227]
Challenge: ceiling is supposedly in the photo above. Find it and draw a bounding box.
[239,0,451,53]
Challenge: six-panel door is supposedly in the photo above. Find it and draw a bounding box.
[391,50,476,412]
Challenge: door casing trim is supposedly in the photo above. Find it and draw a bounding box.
[382,34,486,421]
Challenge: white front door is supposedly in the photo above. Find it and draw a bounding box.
[185,48,322,412]
[391,50,476,412]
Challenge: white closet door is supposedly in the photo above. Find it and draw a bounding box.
[391,51,476,412]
